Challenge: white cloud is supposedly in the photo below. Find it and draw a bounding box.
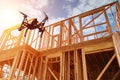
[46,17,64,25]
[63,0,116,17]
[20,0,50,21]
[65,0,77,3]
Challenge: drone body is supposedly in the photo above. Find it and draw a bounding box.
[18,12,48,38]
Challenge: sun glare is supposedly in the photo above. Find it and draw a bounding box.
[0,0,49,36]
[0,7,23,36]
[0,9,22,28]
[39,0,48,8]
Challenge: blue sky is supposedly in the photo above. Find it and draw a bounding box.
[0,0,119,35]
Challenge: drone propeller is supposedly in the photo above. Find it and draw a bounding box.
[43,11,48,21]
[43,11,47,17]
[19,11,29,18]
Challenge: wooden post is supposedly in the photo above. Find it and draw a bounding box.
[43,57,48,80]
[74,49,83,80]
[78,49,83,80]
[8,51,22,80]
[21,53,29,80]
[30,30,35,45]
[16,50,26,80]
[79,17,84,42]
[28,55,34,80]
[60,53,65,80]
[32,57,38,80]
[37,57,43,80]
[51,26,54,48]
[116,1,120,31]
[25,30,32,44]
[47,27,51,49]
[82,50,88,80]
[112,32,120,67]
[68,19,72,44]
[66,52,70,80]
[74,50,77,80]
[60,21,63,47]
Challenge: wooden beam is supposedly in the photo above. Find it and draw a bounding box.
[83,22,106,29]
[83,30,107,37]
[83,37,113,54]
[48,67,58,80]
[82,11,104,28]
[112,32,120,67]
[0,44,39,62]
[70,19,81,39]
[112,69,120,80]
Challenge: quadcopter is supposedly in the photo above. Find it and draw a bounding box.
[18,11,48,38]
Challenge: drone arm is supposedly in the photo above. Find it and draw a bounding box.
[37,16,48,27]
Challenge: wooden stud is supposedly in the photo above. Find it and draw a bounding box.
[46,27,51,49]
[60,21,63,47]
[8,51,22,80]
[79,17,84,42]
[25,30,32,44]
[16,50,26,80]
[43,57,48,80]
[82,50,88,80]
[68,19,72,44]
[28,55,34,80]
[37,57,43,80]
[116,1,120,30]
[104,8,112,34]
[74,49,77,80]
[32,57,38,80]
[48,67,58,80]
[21,53,29,80]
[112,32,120,67]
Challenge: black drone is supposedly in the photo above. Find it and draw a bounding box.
[18,11,48,38]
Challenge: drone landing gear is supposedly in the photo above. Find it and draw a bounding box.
[40,28,45,38]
